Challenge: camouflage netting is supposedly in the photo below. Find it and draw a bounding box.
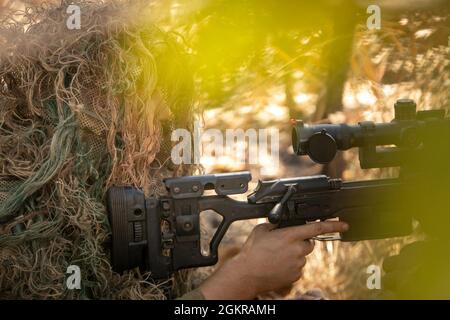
[0,0,199,299]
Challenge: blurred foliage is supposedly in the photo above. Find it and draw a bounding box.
[147,0,450,121]
[160,0,360,110]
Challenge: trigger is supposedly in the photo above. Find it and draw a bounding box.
[313,234,342,241]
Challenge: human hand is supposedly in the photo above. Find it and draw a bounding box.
[199,221,349,299]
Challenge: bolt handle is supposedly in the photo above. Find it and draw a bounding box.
[268,185,297,224]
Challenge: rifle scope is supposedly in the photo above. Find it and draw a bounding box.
[291,99,448,168]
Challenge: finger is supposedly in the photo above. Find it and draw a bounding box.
[297,256,307,269]
[290,269,303,283]
[298,239,315,256]
[253,223,276,235]
[283,221,349,241]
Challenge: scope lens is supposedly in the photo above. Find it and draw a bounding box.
[307,131,337,163]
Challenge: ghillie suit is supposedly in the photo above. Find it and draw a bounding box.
[0,0,198,299]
